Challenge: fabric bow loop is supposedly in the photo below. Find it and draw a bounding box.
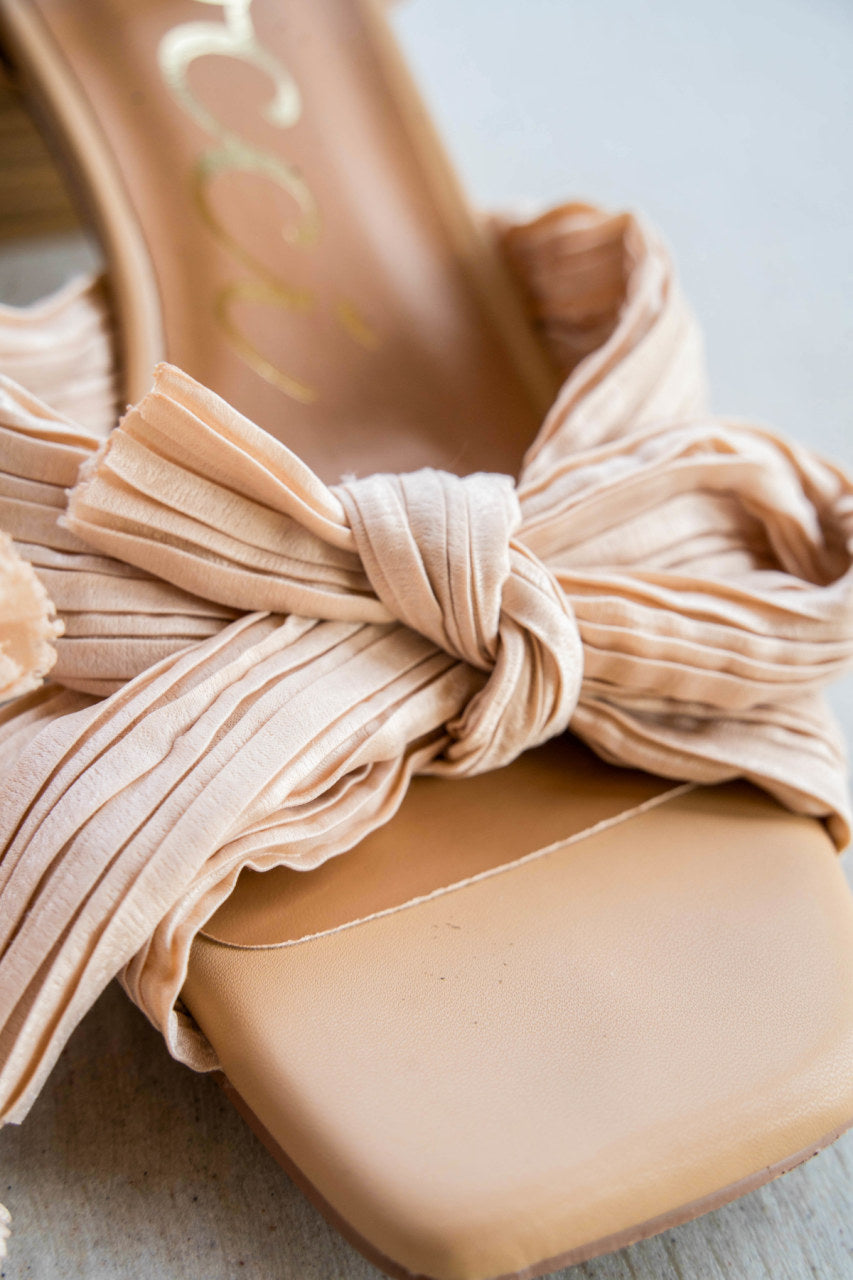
[338,469,583,771]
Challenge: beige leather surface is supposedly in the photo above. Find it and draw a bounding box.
[184,747,853,1280]
[5,0,556,480]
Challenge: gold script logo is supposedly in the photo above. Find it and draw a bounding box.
[158,0,374,403]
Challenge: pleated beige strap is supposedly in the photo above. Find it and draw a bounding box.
[0,273,118,437]
[1,202,852,1132]
[0,373,238,696]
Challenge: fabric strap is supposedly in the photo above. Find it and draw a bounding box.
[0,202,852,1130]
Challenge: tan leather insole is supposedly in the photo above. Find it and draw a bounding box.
[185,747,853,1280]
[6,0,556,481]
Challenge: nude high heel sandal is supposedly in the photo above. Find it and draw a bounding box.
[0,3,853,1278]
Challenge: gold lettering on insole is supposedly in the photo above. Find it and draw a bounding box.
[158,0,376,401]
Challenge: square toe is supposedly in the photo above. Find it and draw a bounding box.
[183,776,853,1280]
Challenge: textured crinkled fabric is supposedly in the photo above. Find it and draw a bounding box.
[0,204,852,1132]
[0,273,118,437]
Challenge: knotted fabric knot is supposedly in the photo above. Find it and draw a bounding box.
[338,469,583,773]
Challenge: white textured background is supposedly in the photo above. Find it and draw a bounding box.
[0,2,851,1278]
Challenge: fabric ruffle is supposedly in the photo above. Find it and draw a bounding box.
[0,374,237,696]
[0,202,851,1130]
[0,273,118,437]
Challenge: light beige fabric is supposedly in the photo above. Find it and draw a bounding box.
[0,273,118,437]
[0,203,852,1134]
[0,373,237,696]
[0,530,60,702]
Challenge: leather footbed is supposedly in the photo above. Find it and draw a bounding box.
[184,741,853,1280]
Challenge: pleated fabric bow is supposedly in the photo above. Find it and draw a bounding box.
[1,202,852,1133]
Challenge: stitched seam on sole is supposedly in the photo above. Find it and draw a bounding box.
[200,780,698,951]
